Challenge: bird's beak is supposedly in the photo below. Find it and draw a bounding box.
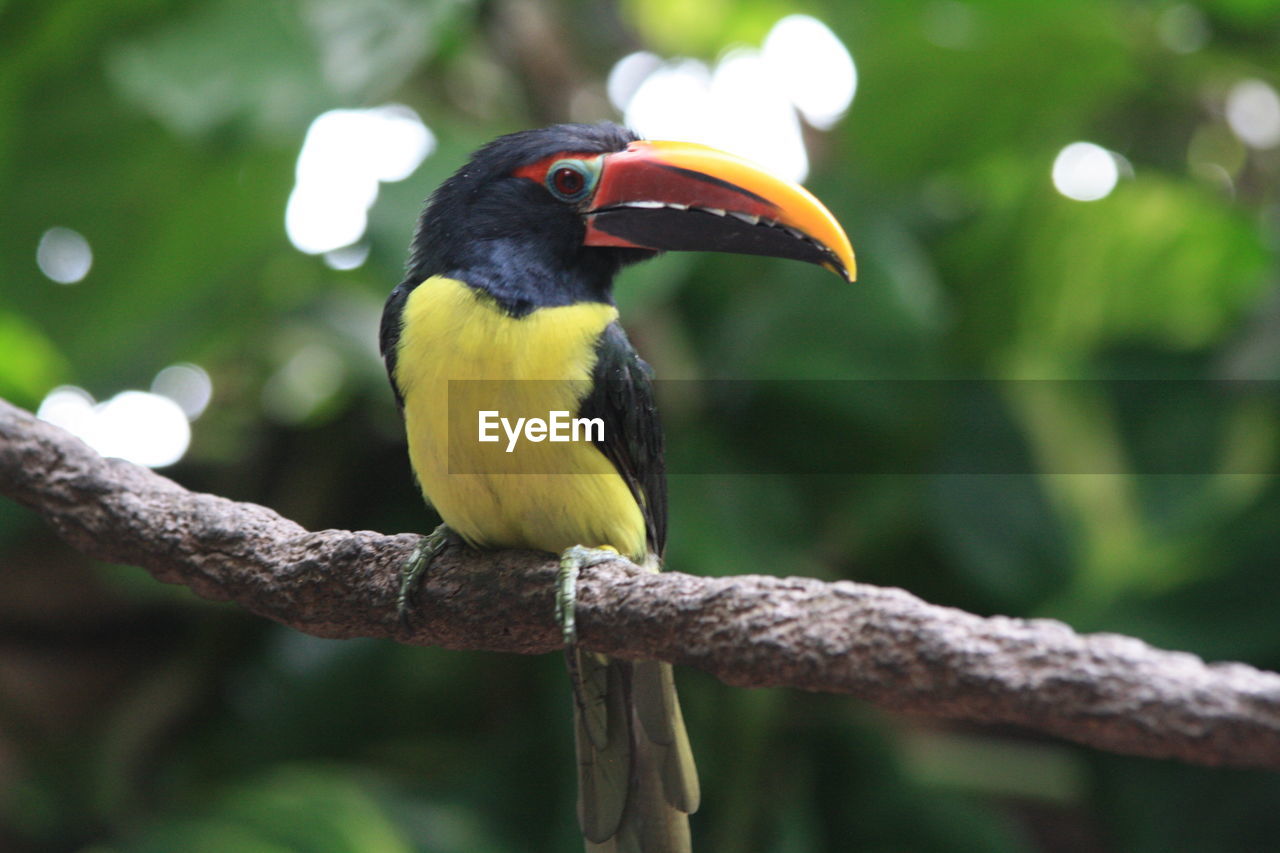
[583,140,856,282]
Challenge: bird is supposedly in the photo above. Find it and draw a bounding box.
[380,122,854,852]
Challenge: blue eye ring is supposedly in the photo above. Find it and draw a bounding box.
[545,157,601,204]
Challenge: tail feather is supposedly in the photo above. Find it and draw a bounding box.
[575,650,630,842]
[632,660,700,813]
[575,656,698,853]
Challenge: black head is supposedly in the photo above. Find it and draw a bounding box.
[403,122,653,314]
[382,122,856,388]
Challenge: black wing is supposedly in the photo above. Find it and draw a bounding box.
[380,280,414,411]
[578,321,667,559]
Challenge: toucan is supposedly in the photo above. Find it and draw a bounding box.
[380,122,854,852]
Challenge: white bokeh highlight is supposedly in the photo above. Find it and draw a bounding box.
[607,51,663,114]
[38,386,192,468]
[613,14,855,184]
[286,104,435,255]
[1226,79,1280,150]
[38,363,214,468]
[1052,142,1121,202]
[762,15,857,130]
[37,227,93,285]
[710,48,808,182]
[151,362,213,420]
[262,343,346,424]
[323,242,371,271]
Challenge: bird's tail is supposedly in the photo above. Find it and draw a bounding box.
[573,650,699,852]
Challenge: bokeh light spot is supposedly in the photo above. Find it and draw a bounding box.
[1052,142,1121,202]
[624,59,715,147]
[97,391,191,467]
[37,227,93,284]
[624,51,805,181]
[1226,79,1280,150]
[36,386,97,438]
[37,386,191,468]
[762,14,856,129]
[710,49,808,182]
[286,105,435,255]
[607,51,663,113]
[151,362,213,420]
[262,343,346,423]
[613,13,853,185]
[287,182,371,256]
[323,243,371,271]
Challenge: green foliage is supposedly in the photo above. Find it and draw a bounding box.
[3,0,1280,851]
[0,310,69,405]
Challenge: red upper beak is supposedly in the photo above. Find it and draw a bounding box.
[583,140,856,282]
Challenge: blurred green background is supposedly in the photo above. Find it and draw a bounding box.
[4,0,1280,850]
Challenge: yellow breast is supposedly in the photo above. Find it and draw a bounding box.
[393,276,647,561]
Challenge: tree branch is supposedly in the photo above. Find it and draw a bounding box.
[3,396,1279,770]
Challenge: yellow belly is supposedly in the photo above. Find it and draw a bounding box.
[394,276,647,561]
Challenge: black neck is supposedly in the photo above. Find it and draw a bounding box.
[452,239,620,317]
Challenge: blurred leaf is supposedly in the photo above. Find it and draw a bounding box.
[899,729,1086,803]
[847,1,1138,182]
[1010,176,1270,360]
[619,0,789,55]
[0,309,69,406]
[932,473,1074,609]
[104,766,417,853]
[1199,0,1280,27]
[105,0,467,140]
[218,766,413,853]
[99,818,301,853]
[107,0,325,140]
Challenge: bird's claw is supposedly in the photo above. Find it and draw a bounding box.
[398,523,453,630]
[556,545,619,649]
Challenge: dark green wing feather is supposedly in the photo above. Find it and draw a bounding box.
[577,321,667,558]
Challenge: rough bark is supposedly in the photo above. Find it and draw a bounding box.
[2,396,1279,770]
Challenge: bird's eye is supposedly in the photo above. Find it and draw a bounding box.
[554,167,583,195]
[545,158,600,204]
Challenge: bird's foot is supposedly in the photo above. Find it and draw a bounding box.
[557,545,621,729]
[398,523,454,630]
[555,544,619,648]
